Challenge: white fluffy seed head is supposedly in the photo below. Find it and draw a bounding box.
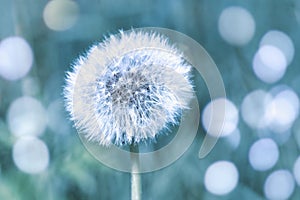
[64,30,194,146]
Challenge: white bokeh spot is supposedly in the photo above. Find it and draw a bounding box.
[0,36,33,81]
[13,136,50,174]
[265,88,299,133]
[260,30,295,65]
[241,90,272,129]
[218,6,255,46]
[253,45,287,83]
[7,96,47,137]
[43,0,79,31]
[202,98,239,137]
[249,138,279,171]
[264,170,295,200]
[293,156,300,186]
[204,161,239,195]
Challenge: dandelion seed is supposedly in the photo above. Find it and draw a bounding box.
[64,30,194,146]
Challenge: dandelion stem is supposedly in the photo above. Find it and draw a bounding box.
[130,144,141,200]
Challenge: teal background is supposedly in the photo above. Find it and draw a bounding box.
[0,0,300,199]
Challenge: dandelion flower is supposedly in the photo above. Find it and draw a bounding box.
[64,30,194,146]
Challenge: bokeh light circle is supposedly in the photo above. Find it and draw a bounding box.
[242,87,299,134]
[43,0,79,31]
[265,88,299,132]
[241,90,272,129]
[260,30,295,65]
[204,160,239,195]
[13,136,49,174]
[248,138,279,171]
[293,156,300,186]
[202,98,238,137]
[0,36,33,81]
[218,6,255,46]
[7,96,47,137]
[253,45,287,83]
[264,170,295,200]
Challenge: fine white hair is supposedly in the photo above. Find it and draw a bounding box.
[64,30,194,146]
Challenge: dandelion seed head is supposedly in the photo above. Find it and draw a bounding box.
[64,30,194,146]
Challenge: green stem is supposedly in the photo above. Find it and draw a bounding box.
[130,144,141,200]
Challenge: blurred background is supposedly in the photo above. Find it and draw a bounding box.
[0,0,300,199]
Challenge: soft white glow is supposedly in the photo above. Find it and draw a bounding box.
[218,6,255,46]
[43,0,79,31]
[242,87,299,134]
[265,88,299,132]
[7,96,47,137]
[264,170,295,200]
[13,136,49,174]
[241,90,272,129]
[293,156,300,186]
[260,30,295,64]
[0,36,33,80]
[202,98,238,137]
[265,99,294,129]
[276,89,299,114]
[253,45,287,83]
[249,138,279,171]
[204,161,238,195]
